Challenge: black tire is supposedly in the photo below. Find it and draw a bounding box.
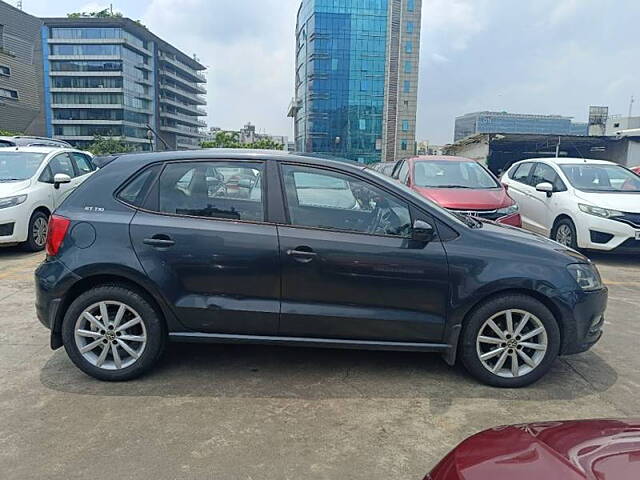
[460,294,560,388]
[551,217,578,249]
[61,285,166,381]
[22,210,49,252]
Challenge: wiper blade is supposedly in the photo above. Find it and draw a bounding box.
[434,185,472,189]
[0,178,23,182]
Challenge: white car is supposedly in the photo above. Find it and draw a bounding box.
[501,157,640,252]
[0,146,96,251]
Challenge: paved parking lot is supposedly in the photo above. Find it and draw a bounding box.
[0,248,639,479]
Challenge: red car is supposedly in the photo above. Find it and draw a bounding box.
[391,156,521,227]
[426,419,640,480]
[631,165,640,175]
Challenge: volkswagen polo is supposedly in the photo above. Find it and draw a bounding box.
[35,150,607,387]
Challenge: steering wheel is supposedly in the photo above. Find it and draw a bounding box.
[367,202,398,235]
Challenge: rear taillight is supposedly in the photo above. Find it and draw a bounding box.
[46,215,71,257]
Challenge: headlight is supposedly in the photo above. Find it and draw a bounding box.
[567,263,603,291]
[578,204,623,219]
[496,203,519,216]
[0,194,27,210]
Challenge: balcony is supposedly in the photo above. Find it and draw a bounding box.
[159,82,206,105]
[159,96,206,116]
[160,110,206,127]
[159,69,206,94]
[159,124,203,138]
[287,98,302,117]
[158,52,206,83]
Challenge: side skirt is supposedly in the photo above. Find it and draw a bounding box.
[169,332,450,353]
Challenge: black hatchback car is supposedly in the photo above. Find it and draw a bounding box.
[35,150,607,387]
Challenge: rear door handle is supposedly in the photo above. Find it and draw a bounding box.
[143,235,175,247]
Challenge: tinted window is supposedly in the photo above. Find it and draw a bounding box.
[48,153,76,178]
[117,166,161,207]
[510,162,534,184]
[413,160,499,188]
[282,165,412,237]
[158,162,264,222]
[560,163,640,192]
[71,152,94,175]
[530,163,565,191]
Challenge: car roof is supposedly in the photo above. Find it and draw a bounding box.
[0,145,89,155]
[106,148,367,172]
[407,155,474,163]
[514,157,618,166]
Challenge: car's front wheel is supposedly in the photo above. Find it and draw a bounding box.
[61,285,166,381]
[460,294,560,387]
[552,217,578,249]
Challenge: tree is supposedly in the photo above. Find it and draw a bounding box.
[85,135,133,155]
[201,131,283,151]
[67,8,123,18]
[0,129,22,136]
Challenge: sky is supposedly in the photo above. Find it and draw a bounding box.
[11,0,640,144]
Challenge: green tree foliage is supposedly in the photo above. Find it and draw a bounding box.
[0,129,22,136]
[201,131,283,151]
[67,9,123,18]
[85,136,133,155]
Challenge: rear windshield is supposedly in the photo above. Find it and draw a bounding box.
[0,151,47,181]
[560,164,640,193]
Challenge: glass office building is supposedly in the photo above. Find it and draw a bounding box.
[454,111,588,142]
[289,0,422,163]
[41,18,206,151]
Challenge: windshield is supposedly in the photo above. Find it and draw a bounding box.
[0,151,47,181]
[560,164,640,193]
[413,160,500,189]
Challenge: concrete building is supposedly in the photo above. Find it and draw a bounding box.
[288,0,422,164]
[0,1,46,135]
[40,16,207,151]
[454,111,588,142]
[205,123,288,148]
[605,115,640,136]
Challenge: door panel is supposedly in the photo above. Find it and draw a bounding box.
[278,226,450,342]
[130,212,280,334]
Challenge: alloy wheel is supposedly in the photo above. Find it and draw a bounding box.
[555,224,573,246]
[74,301,147,370]
[32,216,48,247]
[476,309,548,378]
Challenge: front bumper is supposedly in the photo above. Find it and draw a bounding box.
[575,213,640,251]
[555,286,608,355]
[0,208,29,244]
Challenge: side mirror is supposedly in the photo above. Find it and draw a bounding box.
[53,173,71,189]
[412,219,435,243]
[535,182,554,197]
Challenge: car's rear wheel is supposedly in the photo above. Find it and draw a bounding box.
[23,211,49,252]
[552,218,578,249]
[460,294,560,387]
[61,285,166,381]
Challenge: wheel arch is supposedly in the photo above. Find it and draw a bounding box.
[443,287,564,366]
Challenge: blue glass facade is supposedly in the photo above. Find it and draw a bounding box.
[294,0,389,163]
[454,112,589,142]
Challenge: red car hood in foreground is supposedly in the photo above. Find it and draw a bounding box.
[427,419,640,480]
[412,186,513,210]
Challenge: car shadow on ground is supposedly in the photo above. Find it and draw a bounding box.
[586,252,640,267]
[40,342,617,408]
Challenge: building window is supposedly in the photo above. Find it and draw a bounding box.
[403,100,409,109]
[407,22,414,33]
[360,80,369,91]
[404,61,412,73]
[359,119,366,130]
[405,41,413,54]
[0,65,9,76]
[403,80,410,93]
[0,87,18,100]
[402,120,410,131]
[407,0,415,12]
[0,25,4,51]
[401,139,408,151]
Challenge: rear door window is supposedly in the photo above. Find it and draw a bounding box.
[117,165,162,207]
[157,161,265,222]
[510,162,534,185]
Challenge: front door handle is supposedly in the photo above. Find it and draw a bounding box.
[287,247,317,263]
[143,235,175,248]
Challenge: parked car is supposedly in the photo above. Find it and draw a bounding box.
[0,146,96,250]
[370,161,398,176]
[631,165,640,175]
[0,136,72,148]
[35,150,607,386]
[425,418,640,479]
[501,158,640,252]
[390,156,521,226]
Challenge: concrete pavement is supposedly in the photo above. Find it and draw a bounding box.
[0,248,638,479]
